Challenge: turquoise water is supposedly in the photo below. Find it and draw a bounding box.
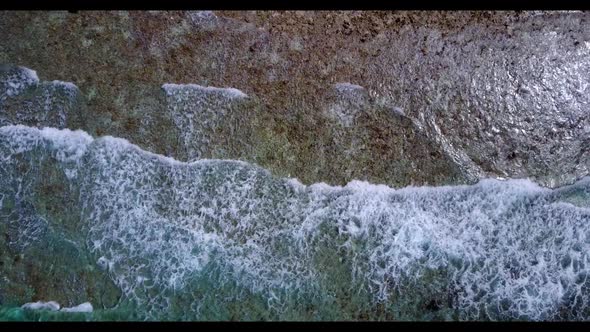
[1,125,589,321]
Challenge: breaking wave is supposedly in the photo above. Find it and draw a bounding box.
[1,125,589,320]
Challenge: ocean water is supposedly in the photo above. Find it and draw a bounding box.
[0,125,589,321]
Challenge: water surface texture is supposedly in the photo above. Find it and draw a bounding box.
[1,11,590,321]
[1,126,589,321]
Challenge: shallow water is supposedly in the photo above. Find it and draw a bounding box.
[1,125,589,321]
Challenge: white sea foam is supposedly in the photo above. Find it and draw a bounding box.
[391,106,405,116]
[21,67,39,82]
[2,125,590,320]
[0,68,79,129]
[20,300,93,313]
[49,80,79,91]
[187,11,219,31]
[326,82,370,127]
[162,83,247,100]
[1,66,39,98]
[334,82,365,92]
[39,127,93,162]
[21,301,60,311]
[162,83,248,161]
[60,302,93,313]
[285,178,306,192]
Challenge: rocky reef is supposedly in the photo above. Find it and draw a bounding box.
[1,11,588,188]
